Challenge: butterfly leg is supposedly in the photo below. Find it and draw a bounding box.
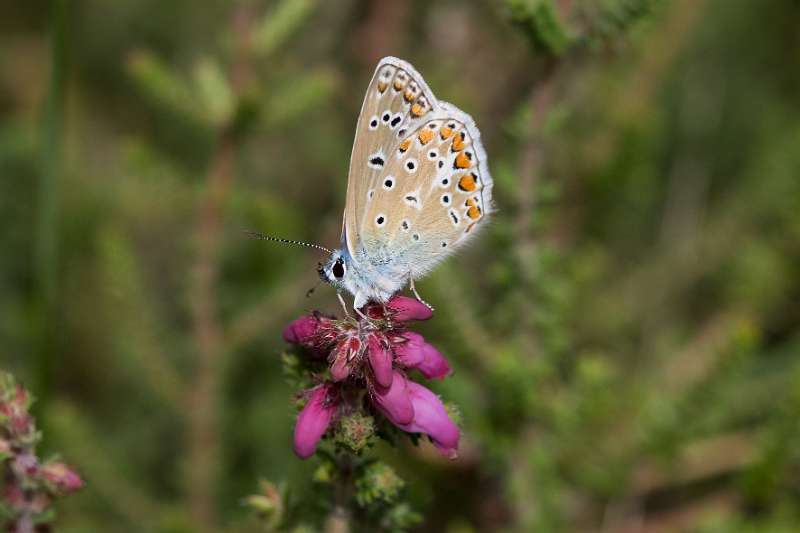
[337,292,352,318]
[354,305,371,321]
[409,277,435,311]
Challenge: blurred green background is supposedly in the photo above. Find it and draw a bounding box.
[2,0,800,531]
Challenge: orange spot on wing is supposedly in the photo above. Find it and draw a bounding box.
[399,138,412,153]
[394,79,406,91]
[458,173,478,192]
[378,81,388,93]
[418,129,434,145]
[451,133,465,152]
[440,126,453,139]
[454,152,471,169]
[467,205,482,220]
[404,89,415,102]
[411,103,425,117]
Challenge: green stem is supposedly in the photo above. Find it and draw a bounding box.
[34,0,67,411]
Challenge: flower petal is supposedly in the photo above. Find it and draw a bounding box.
[368,335,393,389]
[387,296,433,321]
[394,333,451,379]
[394,332,425,368]
[293,385,337,459]
[396,381,460,458]
[372,371,414,425]
[282,316,320,344]
[330,348,350,382]
[417,343,452,380]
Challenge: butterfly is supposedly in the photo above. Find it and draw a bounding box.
[251,57,493,313]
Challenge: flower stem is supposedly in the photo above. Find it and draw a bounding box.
[325,453,353,533]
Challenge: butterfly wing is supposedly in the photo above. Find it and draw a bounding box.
[343,57,438,257]
[343,57,493,288]
[360,103,493,280]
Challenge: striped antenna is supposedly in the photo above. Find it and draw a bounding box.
[242,230,333,254]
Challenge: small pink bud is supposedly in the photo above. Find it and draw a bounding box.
[368,335,393,389]
[282,316,320,344]
[41,461,84,492]
[4,483,25,508]
[293,385,338,459]
[330,346,351,382]
[386,296,433,321]
[395,332,452,379]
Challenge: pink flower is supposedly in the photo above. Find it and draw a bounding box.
[394,332,452,379]
[40,461,84,493]
[330,336,361,381]
[367,334,393,389]
[394,380,460,458]
[283,293,459,460]
[282,315,319,344]
[385,295,433,321]
[371,371,414,425]
[293,385,338,459]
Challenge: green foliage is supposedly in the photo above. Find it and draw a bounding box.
[354,462,403,508]
[2,0,800,530]
[506,0,573,55]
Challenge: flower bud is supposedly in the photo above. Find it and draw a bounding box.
[41,461,84,493]
[282,315,320,344]
[394,332,452,379]
[386,296,433,321]
[293,385,338,459]
[367,335,393,389]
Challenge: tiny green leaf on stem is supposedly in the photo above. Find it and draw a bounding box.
[252,0,315,57]
[193,58,234,127]
[127,50,203,124]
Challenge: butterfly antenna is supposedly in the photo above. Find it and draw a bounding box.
[242,230,333,254]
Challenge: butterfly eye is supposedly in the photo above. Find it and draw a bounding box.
[332,260,345,279]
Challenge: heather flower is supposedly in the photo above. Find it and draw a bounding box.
[293,384,339,459]
[381,296,434,322]
[394,380,460,458]
[40,461,84,492]
[394,332,452,380]
[284,295,460,459]
[0,371,83,530]
[371,371,414,426]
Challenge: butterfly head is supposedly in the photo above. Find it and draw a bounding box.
[318,250,349,289]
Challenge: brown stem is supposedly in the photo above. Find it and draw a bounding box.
[187,130,236,531]
[186,6,254,531]
[325,454,353,533]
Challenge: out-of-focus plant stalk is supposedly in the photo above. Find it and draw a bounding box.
[34,0,67,411]
[187,6,254,532]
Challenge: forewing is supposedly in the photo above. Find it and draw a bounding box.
[343,57,437,257]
